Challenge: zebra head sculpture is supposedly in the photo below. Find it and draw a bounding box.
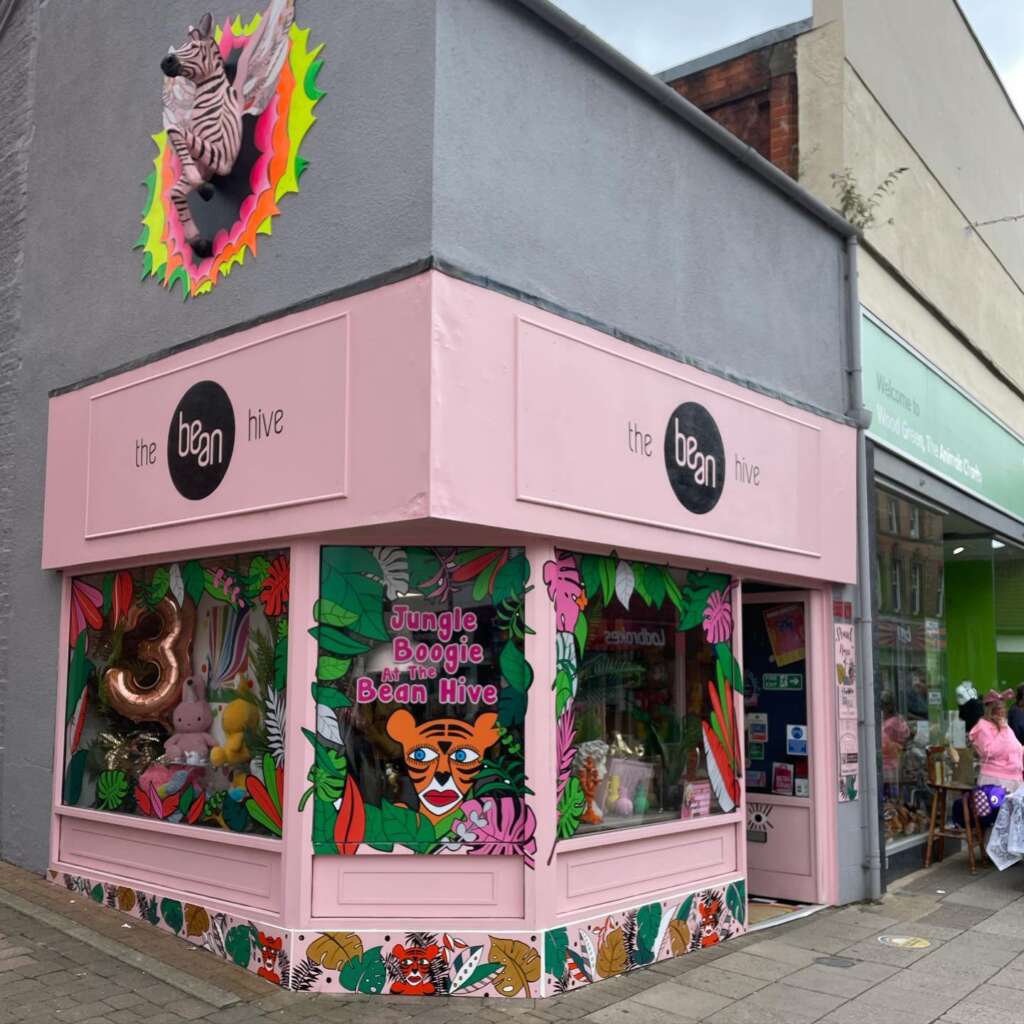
[161,14,223,83]
[160,1,295,259]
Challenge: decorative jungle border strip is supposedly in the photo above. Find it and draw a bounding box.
[48,871,744,998]
[542,878,747,996]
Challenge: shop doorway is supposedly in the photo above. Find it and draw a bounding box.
[742,592,819,906]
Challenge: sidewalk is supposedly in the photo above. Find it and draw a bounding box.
[0,856,1022,1023]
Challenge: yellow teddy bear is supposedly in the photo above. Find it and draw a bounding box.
[211,699,261,788]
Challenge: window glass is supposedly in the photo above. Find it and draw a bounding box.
[544,551,741,838]
[308,547,534,861]
[64,551,289,837]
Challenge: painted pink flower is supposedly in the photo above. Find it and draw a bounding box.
[69,579,103,648]
[702,587,734,645]
[543,554,586,633]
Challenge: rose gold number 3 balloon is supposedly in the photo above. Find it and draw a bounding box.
[104,596,196,725]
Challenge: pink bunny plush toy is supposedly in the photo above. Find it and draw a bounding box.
[164,676,216,766]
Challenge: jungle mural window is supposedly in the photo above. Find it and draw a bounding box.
[63,551,289,837]
[544,551,742,839]
[305,547,534,862]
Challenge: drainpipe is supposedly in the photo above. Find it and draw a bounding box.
[846,235,883,900]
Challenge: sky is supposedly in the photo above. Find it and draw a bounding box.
[551,0,1024,116]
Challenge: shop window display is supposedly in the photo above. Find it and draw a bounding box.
[544,551,742,838]
[306,547,535,861]
[63,551,289,837]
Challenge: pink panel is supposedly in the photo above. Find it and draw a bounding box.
[746,797,816,903]
[42,274,432,569]
[430,273,857,583]
[58,815,281,912]
[311,854,525,919]
[84,312,348,539]
[557,825,737,915]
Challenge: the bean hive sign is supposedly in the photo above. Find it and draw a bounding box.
[664,401,726,514]
[308,547,536,863]
[167,380,236,500]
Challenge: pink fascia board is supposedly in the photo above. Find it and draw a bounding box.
[427,272,857,585]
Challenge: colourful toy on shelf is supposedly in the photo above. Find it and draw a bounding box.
[163,676,215,765]
[632,781,649,816]
[578,757,603,825]
[210,698,261,786]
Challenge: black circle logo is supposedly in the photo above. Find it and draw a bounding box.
[663,402,725,514]
[167,380,235,500]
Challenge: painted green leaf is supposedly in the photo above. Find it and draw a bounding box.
[273,626,288,691]
[726,879,746,924]
[632,563,650,604]
[339,947,387,994]
[544,927,569,977]
[160,899,183,935]
[379,800,436,851]
[312,794,341,853]
[663,570,683,612]
[89,884,104,904]
[182,561,205,607]
[223,796,250,832]
[96,770,129,811]
[646,565,666,608]
[635,903,662,965]
[573,611,589,658]
[321,546,382,581]
[556,776,585,839]
[675,894,695,922]
[313,599,359,629]
[554,670,573,718]
[361,804,395,853]
[715,642,743,693]
[311,682,351,709]
[101,574,114,617]
[64,750,88,806]
[243,555,271,599]
[499,639,532,692]
[492,554,529,606]
[319,549,388,641]
[310,625,370,657]
[65,633,93,726]
[498,685,527,729]
[317,655,351,682]
[597,557,616,605]
[225,925,252,967]
[407,547,442,592]
[146,567,170,608]
[579,555,599,606]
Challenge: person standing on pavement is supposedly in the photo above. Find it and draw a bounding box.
[970,689,1024,794]
[1007,685,1024,745]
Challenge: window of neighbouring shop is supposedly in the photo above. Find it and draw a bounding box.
[874,484,1024,848]
[63,550,289,837]
[544,551,742,839]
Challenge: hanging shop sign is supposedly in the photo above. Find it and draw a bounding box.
[74,311,347,539]
[861,312,1024,522]
[138,0,324,298]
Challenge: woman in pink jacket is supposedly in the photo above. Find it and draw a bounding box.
[970,689,1024,793]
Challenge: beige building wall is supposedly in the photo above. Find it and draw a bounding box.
[798,0,1024,435]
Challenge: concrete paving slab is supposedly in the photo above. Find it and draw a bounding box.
[939,983,1024,1024]
[672,966,770,999]
[703,982,845,1024]
[782,959,899,999]
[706,952,799,982]
[629,981,731,1019]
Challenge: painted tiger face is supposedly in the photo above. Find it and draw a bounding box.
[390,944,439,995]
[386,710,499,822]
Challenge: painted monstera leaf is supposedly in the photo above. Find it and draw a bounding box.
[488,937,541,997]
[306,931,364,969]
[596,928,628,978]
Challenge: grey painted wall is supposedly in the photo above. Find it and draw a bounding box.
[4,0,438,870]
[4,0,853,872]
[433,0,851,419]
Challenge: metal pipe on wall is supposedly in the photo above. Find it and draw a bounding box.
[846,235,883,900]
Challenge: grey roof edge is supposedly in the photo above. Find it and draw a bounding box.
[656,17,813,83]
[48,255,856,428]
[513,0,855,238]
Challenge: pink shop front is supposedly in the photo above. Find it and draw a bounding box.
[41,271,857,998]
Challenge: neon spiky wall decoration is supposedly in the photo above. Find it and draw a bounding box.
[136,2,324,299]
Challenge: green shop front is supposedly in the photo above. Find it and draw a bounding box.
[861,311,1024,879]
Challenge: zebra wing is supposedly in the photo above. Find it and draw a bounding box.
[162,75,195,131]
[236,0,295,116]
